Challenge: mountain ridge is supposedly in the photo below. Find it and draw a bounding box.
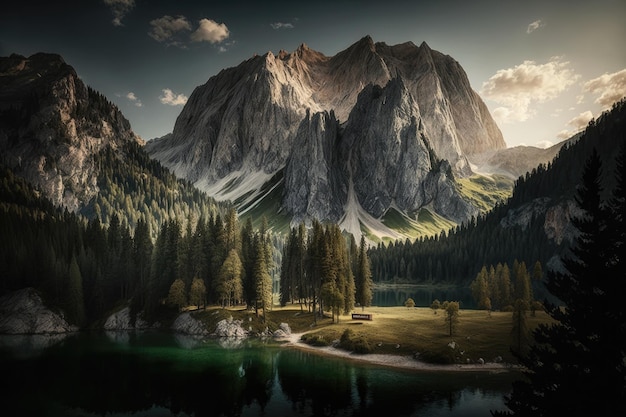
[0,52,226,236]
[0,48,567,243]
[146,36,509,240]
[0,52,142,211]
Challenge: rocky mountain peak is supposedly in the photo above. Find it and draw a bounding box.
[0,52,141,210]
[296,42,310,54]
[146,36,507,240]
[356,35,376,50]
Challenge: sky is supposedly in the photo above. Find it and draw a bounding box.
[1,0,625,149]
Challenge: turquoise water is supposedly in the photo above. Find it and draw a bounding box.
[0,332,516,416]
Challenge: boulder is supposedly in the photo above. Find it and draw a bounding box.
[172,312,210,336]
[0,287,78,334]
[213,316,248,338]
[104,306,151,330]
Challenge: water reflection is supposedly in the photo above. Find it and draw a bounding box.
[0,332,515,416]
[0,333,72,358]
[173,333,206,349]
[373,285,476,308]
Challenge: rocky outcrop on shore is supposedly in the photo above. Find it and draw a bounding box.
[104,306,152,331]
[0,287,78,334]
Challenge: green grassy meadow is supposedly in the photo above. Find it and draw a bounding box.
[196,304,553,365]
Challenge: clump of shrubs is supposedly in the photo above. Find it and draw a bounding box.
[301,333,330,347]
[339,328,373,354]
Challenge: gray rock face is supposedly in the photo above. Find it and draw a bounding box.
[0,53,143,212]
[146,36,506,233]
[213,316,248,338]
[172,312,211,336]
[500,196,581,246]
[273,322,292,339]
[0,287,78,334]
[342,78,469,219]
[471,139,570,180]
[104,306,151,331]
[283,109,345,223]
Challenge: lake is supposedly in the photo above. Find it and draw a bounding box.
[372,284,476,309]
[0,331,517,416]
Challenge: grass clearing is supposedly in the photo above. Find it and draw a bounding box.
[195,304,554,365]
[457,174,513,212]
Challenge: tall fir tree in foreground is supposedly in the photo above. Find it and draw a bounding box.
[354,235,373,311]
[494,148,626,416]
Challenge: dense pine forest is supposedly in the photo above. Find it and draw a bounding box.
[0,127,289,326]
[0,133,374,327]
[369,99,625,288]
[494,109,626,416]
[82,139,225,240]
[0,165,276,325]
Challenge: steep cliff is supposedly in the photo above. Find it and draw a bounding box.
[146,36,506,236]
[145,36,507,238]
[0,52,142,211]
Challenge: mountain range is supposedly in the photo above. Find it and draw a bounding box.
[1,38,566,242]
[1,38,625,316]
[146,36,561,241]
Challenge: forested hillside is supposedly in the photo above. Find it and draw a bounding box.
[0,164,279,325]
[369,99,626,286]
[81,139,225,240]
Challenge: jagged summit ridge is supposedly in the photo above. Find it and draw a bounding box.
[146,36,506,238]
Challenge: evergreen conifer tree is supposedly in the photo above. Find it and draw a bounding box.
[65,255,85,326]
[354,235,373,311]
[494,149,626,416]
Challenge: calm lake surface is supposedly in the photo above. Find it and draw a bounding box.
[372,285,476,309]
[0,331,517,417]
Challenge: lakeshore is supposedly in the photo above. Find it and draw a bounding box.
[278,331,521,373]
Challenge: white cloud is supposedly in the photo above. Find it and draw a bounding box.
[526,19,544,34]
[535,140,554,149]
[159,89,188,106]
[149,15,192,43]
[104,0,135,27]
[582,69,626,109]
[191,19,230,44]
[556,110,594,140]
[126,92,142,107]
[557,130,573,140]
[270,22,294,30]
[567,110,594,131]
[480,57,579,123]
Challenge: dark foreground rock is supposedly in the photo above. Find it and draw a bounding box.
[0,287,78,334]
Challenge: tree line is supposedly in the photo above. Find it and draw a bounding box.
[279,220,373,323]
[0,164,278,326]
[85,140,223,241]
[469,259,544,312]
